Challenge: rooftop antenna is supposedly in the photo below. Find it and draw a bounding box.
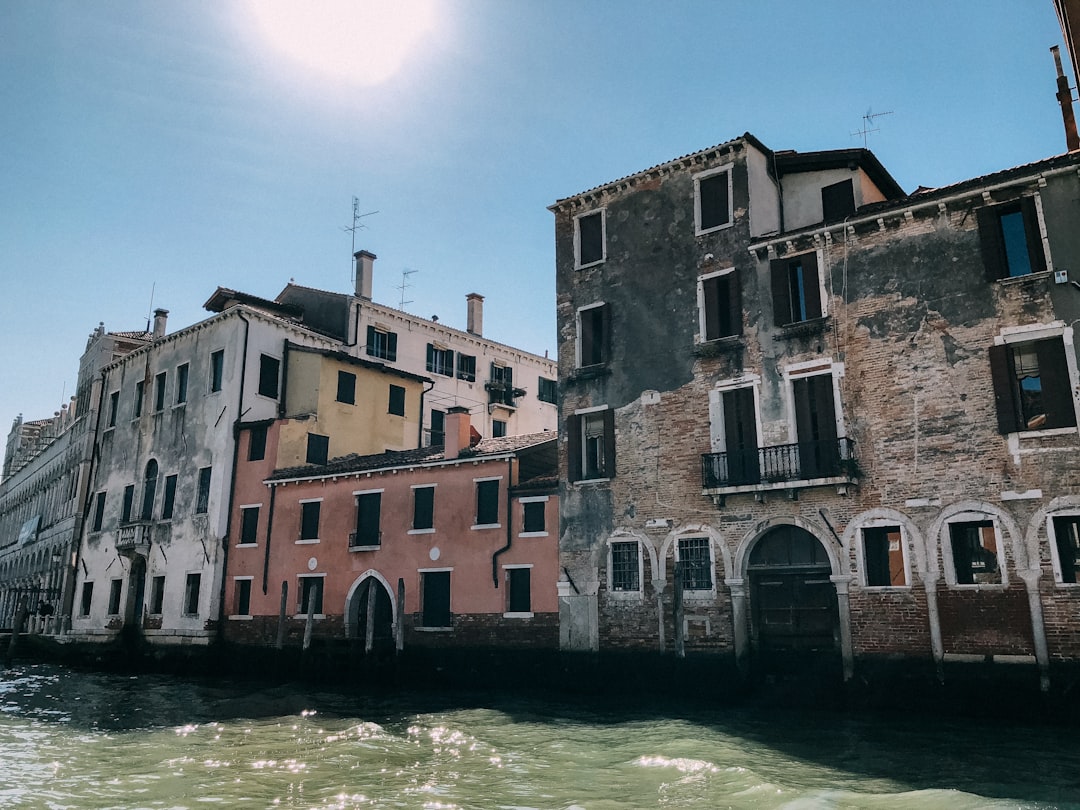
[343,196,378,284]
[145,282,156,332]
[396,268,416,310]
[851,107,893,148]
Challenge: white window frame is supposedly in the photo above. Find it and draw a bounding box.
[674,535,717,599]
[696,266,737,343]
[782,360,846,445]
[994,322,1080,439]
[518,495,549,538]
[575,301,608,369]
[574,207,606,270]
[502,563,534,618]
[237,503,261,547]
[408,483,437,535]
[855,519,911,589]
[229,576,254,620]
[573,404,612,484]
[472,476,503,530]
[1047,511,1080,586]
[294,573,327,619]
[940,514,1008,589]
[694,163,734,236]
[607,538,644,600]
[707,375,762,455]
[297,497,323,545]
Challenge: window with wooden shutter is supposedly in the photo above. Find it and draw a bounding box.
[699,269,741,341]
[989,338,1076,434]
[977,197,1047,280]
[771,252,822,326]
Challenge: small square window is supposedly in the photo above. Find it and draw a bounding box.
[366,326,397,361]
[522,501,545,533]
[492,419,507,438]
[821,179,855,224]
[337,370,356,405]
[989,338,1076,434]
[457,354,476,382]
[977,197,1046,280]
[306,433,329,465]
[258,354,280,399]
[389,384,406,416]
[538,377,558,404]
[426,344,454,376]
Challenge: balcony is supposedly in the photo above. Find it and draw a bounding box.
[701,438,857,503]
[116,521,152,554]
[349,531,381,550]
[485,381,525,408]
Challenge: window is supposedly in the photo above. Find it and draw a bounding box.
[140,459,158,521]
[154,371,167,411]
[488,363,519,406]
[1053,516,1080,584]
[949,520,1001,585]
[492,419,507,438]
[107,579,123,615]
[336,370,356,405]
[538,377,558,404]
[568,409,615,482]
[772,252,823,326]
[388,384,406,416]
[298,576,324,615]
[121,484,135,524]
[978,197,1047,280]
[677,536,713,591]
[183,572,201,615]
[426,344,454,376]
[421,570,451,627]
[522,499,546,534]
[821,179,855,224]
[506,567,531,614]
[162,475,177,520]
[610,541,641,592]
[791,373,842,479]
[107,391,119,427]
[352,491,382,548]
[306,433,329,465]
[209,349,224,393]
[133,380,144,418]
[475,479,500,526]
[457,353,476,381]
[91,491,106,532]
[412,486,434,531]
[234,578,251,616]
[248,425,268,461]
[706,385,760,486]
[299,500,321,542]
[577,304,610,367]
[366,326,397,361]
[694,166,733,234]
[989,338,1076,433]
[429,409,445,446]
[258,354,280,398]
[79,582,93,617]
[149,575,165,615]
[575,209,605,268]
[698,268,741,341]
[195,466,212,514]
[176,363,189,404]
[239,506,260,545]
[862,526,907,587]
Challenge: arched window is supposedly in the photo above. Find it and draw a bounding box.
[141,459,158,521]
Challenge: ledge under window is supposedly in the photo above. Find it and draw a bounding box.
[776,316,829,339]
[567,365,611,384]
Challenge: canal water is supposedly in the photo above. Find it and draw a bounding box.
[0,663,1077,809]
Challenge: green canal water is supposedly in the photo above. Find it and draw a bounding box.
[0,663,1076,808]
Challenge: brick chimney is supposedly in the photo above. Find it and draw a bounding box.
[1052,46,1080,152]
[466,293,484,336]
[354,250,376,300]
[152,308,168,340]
[443,406,472,460]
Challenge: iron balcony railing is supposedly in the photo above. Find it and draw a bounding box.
[701,437,857,489]
[349,530,382,549]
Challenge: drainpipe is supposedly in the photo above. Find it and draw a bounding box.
[278,339,291,418]
[417,379,435,449]
[262,484,276,595]
[216,311,250,642]
[491,457,515,587]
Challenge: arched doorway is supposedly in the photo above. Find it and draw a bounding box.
[747,525,838,652]
[350,576,395,653]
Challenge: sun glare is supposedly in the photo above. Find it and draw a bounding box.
[247,1,437,86]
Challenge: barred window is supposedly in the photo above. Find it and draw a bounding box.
[677,537,712,591]
[610,541,640,592]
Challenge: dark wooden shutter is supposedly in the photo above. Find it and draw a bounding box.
[801,252,822,320]
[366,325,376,353]
[579,313,594,366]
[426,343,434,371]
[422,571,451,627]
[703,276,720,340]
[602,408,616,478]
[988,344,1021,434]
[724,387,759,484]
[771,259,792,326]
[356,493,381,544]
[600,304,611,363]
[414,487,434,530]
[727,270,742,337]
[1020,196,1047,275]
[386,331,397,361]
[977,205,1006,281]
[1036,339,1076,429]
[567,415,582,482]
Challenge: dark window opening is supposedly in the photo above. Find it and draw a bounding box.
[568,409,615,482]
[677,537,713,591]
[476,480,500,525]
[413,487,434,531]
[149,575,165,615]
[162,475,177,520]
[258,354,280,399]
[429,409,445,447]
[457,353,476,382]
[108,391,119,427]
[248,425,268,461]
[863,526,906,586]
[771,253,823,326]
[388,384,406,416]
[353,492,382,547]
[306,433,329,465]
[422,571,451,627]
[1053,515,1080,584]
[298,577,323,614]
[134,381,144,418]
[578,305,609,367]
[792,374,842,479]
[140,459,158,521]
[522,501,545,533]
[154,371,167,412]
[492,419,507,437]
[210,350,224,393]
[426,344,454,376]
[240,506,259,545]
[577,211,604,266]
[701,271,741,340]
[989,339,1076,434]
[80,582,93,617]
[121,484,135,524]
[195,466,212,514]
[91,492,106,532]
[487,363,522,406]
[336,370,356,405]
[821,179,856,224]
[366,326,398,361]
[183,573,201,615]
[949,520,1000,585]
[300,501,321,541]
[176,363,189,404]
[107,579,123,615]
[698,170,731,231]
[611,541,641,591]
[507,568,531,613]
[538,377,558,404]
[978,198,1046,280]
[234,579,251,616]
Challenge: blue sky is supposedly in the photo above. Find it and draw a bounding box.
[0,1,1070,431]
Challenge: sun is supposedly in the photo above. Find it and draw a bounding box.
[246,1,437,86]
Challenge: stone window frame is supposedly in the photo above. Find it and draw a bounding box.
[502,563,534,618]
[939,512,1009,589]
[574,206,607,270]
[781,359,847,448]
[606,536,646,600]
[518,495,549,538]
[674,534,717,600]
[106,578,123,616]
[696,265,741,343]
[237,504,261,547]
[472,476,503,530]
[707,374,763,455]
[854,519,911,590]
[568,404,614,484]
[575,301,610,369]
[408,484,436,535]
[1047,511,1080,587]
[693,163,735,236]
[990,322,1079,438]
[297,498,323,544]
[230,576,254,620]
[295,573,326,619]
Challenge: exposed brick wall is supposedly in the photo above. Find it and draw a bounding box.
[938,587,1033,655]
[848,588,931,655]
[1038,586,1080,660]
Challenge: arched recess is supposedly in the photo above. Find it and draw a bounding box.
[926,500,1023,586]
[344,570,397,649]
[1026,495,1080,585]
[603,528,656,596]
[658,523,730,588]
[841,507,927,587]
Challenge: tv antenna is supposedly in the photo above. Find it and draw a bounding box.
[145,282,156,332]
[343,196,378,281]
[851,108,893,147]
[396,268,416,310]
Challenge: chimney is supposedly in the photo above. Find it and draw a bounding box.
[443,406,472,460]
[152,308,169,340]
[466,293,484,336]
[1052,46,1080,152]
[354,250,376,300]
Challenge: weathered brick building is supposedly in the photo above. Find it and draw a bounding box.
[552,133,1080,687]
